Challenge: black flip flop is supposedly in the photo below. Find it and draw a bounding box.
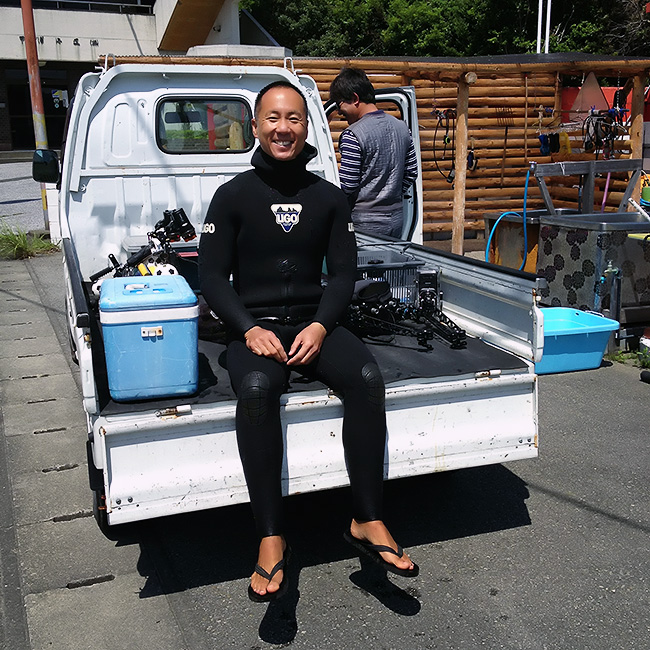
[247,545,291,603]
[343,530,419,578]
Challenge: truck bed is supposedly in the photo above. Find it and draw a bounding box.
[94,308,528,416]
[79,247,539,526]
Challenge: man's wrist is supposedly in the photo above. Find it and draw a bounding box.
[244,325,261,340]
[310,321,327,334]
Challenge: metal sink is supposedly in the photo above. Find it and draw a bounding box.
[538,210,650,232]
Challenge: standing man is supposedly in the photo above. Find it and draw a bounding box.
[329,67,418,238]
[199,81,418,603]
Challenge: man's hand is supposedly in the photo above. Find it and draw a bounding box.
[287,322,327,366]
[244,326,288,363]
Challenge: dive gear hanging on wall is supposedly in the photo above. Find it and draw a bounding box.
[432,108,477,182]
[432,109,457,183]
[582,110,627,160]
[467,137,478,171]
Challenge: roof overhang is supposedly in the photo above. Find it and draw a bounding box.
[159,0,226,52]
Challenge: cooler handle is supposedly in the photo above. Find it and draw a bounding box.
[124,283,170,294]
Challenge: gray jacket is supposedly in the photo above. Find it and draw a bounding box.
[343,111,414,213]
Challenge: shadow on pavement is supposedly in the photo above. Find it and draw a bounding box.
[128,464,530,597]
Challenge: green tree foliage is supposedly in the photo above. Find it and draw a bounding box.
[242,0,650,57]
[242,0,386,56]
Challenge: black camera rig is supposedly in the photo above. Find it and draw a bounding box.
[346,270,467,351]
[90,208,196,283]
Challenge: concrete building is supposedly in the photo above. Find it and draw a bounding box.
[0,0,283,150]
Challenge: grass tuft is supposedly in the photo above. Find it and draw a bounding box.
[638,348,650,369]
[0,225,59,260]
[605,347,650,369]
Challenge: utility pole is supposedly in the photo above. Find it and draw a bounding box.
[20,0,49,230]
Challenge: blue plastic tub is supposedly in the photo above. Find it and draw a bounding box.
[535,308,619,374]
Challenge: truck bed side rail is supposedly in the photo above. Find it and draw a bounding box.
[62,237,90,328]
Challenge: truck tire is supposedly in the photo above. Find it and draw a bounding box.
[92,489,110,534]
[87,441,112,536]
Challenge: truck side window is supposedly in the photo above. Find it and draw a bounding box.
[157,98,254,153]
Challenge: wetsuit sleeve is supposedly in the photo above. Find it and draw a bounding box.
[198,184,257,336]
[338,130,362,209]
[313,189,357,332]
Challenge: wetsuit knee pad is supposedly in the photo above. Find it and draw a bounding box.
[239,370,271,425]
[361,362,385,411]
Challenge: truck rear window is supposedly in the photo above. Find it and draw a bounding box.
[157,98,254,153]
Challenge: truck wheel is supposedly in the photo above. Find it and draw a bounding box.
[92,489,110,534]
[91,490,137,541]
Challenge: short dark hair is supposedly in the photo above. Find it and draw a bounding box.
[329,67,375,105]
[254,80,308,118]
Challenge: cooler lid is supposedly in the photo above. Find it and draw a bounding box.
[99,275,197,311]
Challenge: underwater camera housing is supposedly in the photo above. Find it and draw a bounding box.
[153,208,196,243]
[90,208,196,283]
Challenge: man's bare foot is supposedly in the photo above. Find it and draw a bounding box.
[349,519,415,572]
[250,535,286,597]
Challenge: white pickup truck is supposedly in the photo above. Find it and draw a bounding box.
[33,61,543,531]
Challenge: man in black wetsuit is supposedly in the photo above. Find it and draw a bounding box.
[199,81,418,602]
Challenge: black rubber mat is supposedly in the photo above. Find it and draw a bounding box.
[100,331,528,416]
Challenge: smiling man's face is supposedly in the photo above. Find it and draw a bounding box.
[252,86,308,162]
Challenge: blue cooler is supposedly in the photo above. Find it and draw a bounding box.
[99,276,199,401]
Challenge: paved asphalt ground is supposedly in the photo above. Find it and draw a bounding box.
[0,161,47,235]
[0,163,649,649]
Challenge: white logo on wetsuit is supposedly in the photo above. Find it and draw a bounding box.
[271,204,302,233]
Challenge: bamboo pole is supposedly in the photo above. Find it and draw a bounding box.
[407,87,557,99]
[524,74,529,163]
[424,212,544,224]
[422,147,537,159]
[414,76,556,87]
[423,223,485,233]
[416,98,553,109]
[107,55,650,77]
[452,73,476,255]
[419,131,527,143]
[423,155,549,168]
[415,88,555,99]
[421,180,540,191]
[426,186,542,199]
[424,198,545,211]
[421,117,543,128]
[422,171,539,183]
[419,126,547,138]
[426,204,546,213]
